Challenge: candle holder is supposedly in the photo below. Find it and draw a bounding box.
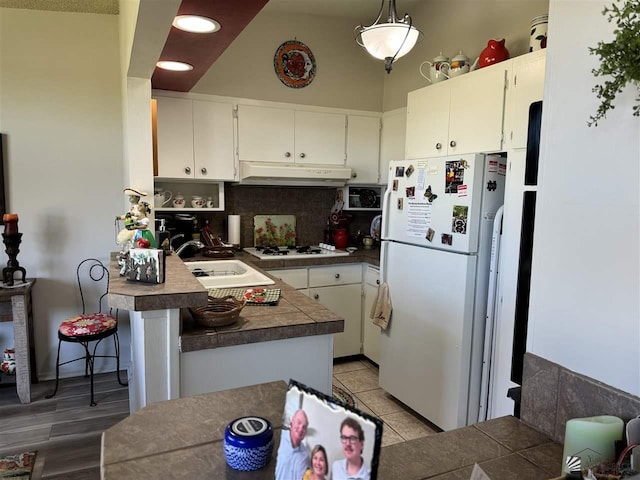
[2,233,26,286]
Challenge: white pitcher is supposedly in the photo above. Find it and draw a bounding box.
[154,190,172,208]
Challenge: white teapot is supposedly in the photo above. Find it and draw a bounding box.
[441,51,475,78]
[419,53,450,83]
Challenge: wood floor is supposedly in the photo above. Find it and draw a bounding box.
[0,371,129,480]
[0,358,436,479]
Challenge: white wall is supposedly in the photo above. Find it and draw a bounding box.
[0,8,127,379]
[528,0,640,393]
[191,11,385,111]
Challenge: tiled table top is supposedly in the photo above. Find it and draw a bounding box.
[101,381,563,480]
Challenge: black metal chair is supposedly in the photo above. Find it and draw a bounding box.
[46,258,126,406]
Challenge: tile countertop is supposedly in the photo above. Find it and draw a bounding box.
[179,247,380,352]
[101,381,563,480]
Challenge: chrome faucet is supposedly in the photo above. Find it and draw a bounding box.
[175,239,205,256]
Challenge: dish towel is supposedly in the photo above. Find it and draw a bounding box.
[370,282,392,330]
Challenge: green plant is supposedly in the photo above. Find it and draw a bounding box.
[588,0,640,126]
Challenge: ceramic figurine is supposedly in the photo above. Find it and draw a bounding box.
[115,188,156,275]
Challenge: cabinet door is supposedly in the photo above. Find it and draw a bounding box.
[363,281,381,364]
[294,110,346,165]
[505,50,546,149]
[405,83,450,159]
[237,105,294,163]
[448,64,507,155]
[193,100,236,180]
[156,97,194,178]
[346,115,380,184]
[310,284,362,358]
[380,107,406,186]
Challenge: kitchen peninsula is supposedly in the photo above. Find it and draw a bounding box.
[108,253,343,413]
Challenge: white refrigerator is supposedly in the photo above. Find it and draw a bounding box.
[379,154,506,431]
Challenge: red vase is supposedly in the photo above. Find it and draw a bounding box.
[479,39,510,68]
[333,229,349,249]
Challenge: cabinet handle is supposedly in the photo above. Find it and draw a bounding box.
[376,279,380,285]
[201,167,207,175]
[435,143,442,150]
[314,294,319,300]
[300,153,306,159]
[351,171,357,178]
[184,167,191,174]
[450,140,457,148]
[285,152,291,158]
[334,273,340,279]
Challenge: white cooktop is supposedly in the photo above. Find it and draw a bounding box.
[244,246,349,260]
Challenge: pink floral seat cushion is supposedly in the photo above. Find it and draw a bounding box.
[59,313,116,337]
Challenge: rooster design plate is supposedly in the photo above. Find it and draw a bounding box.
[274,40,316,88]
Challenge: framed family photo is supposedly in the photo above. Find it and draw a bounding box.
[275,380,383,480]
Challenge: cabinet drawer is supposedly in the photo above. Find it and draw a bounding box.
[365,266,380,287]
[267,268,308,289]
[309,264,362,287]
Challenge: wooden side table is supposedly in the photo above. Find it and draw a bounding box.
[0,279,37,403]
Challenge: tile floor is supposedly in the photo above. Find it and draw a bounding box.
[333,357,441,447]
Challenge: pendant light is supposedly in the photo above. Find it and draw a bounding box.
[355,0,422,73]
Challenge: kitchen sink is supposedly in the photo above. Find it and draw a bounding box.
[186,260,275,289]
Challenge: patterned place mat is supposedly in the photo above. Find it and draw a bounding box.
[208,288,281,306]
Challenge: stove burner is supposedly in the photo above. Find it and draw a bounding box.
[263,247,289,255]
[254,245,325,256]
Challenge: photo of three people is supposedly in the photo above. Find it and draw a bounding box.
[275,381,383,480]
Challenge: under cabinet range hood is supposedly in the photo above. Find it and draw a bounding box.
[238,162,352,187]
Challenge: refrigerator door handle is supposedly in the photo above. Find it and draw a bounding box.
[379,184,393,283]
[478,204,504,422]
[381,184,392,241]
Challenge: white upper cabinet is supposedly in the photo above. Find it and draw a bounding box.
[237,105,294,163]
[237,104,346,165]
[504,50,546,149]
[155,96,236,180]
[405,63,508,159]
[193,100,236,180]
[405,83,449,159]
[346,115,381,184]
[156,96,194,177]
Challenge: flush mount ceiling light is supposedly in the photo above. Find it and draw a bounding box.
[172,15,221,34]
[156,61,194,72]
[355,0,422,74]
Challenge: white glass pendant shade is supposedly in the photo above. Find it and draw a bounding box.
[360,23,420,60]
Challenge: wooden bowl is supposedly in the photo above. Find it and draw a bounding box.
[189,295,245,328]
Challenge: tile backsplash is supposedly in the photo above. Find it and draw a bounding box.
[521,353,640,443]
[168,185,380,247]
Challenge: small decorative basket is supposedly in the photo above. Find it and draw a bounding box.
[223,416,274,471]
[189,295,245,328]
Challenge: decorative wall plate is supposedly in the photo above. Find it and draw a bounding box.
[273,40,316,88]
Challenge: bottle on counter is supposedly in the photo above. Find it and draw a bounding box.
[156,219,171,253]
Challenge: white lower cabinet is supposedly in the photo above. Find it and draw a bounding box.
[362,266,381,364]
[309,264,362,358]
[310,284,362,358]
[268,264,363,358]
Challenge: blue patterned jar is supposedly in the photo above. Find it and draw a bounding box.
[223,416,274,471]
